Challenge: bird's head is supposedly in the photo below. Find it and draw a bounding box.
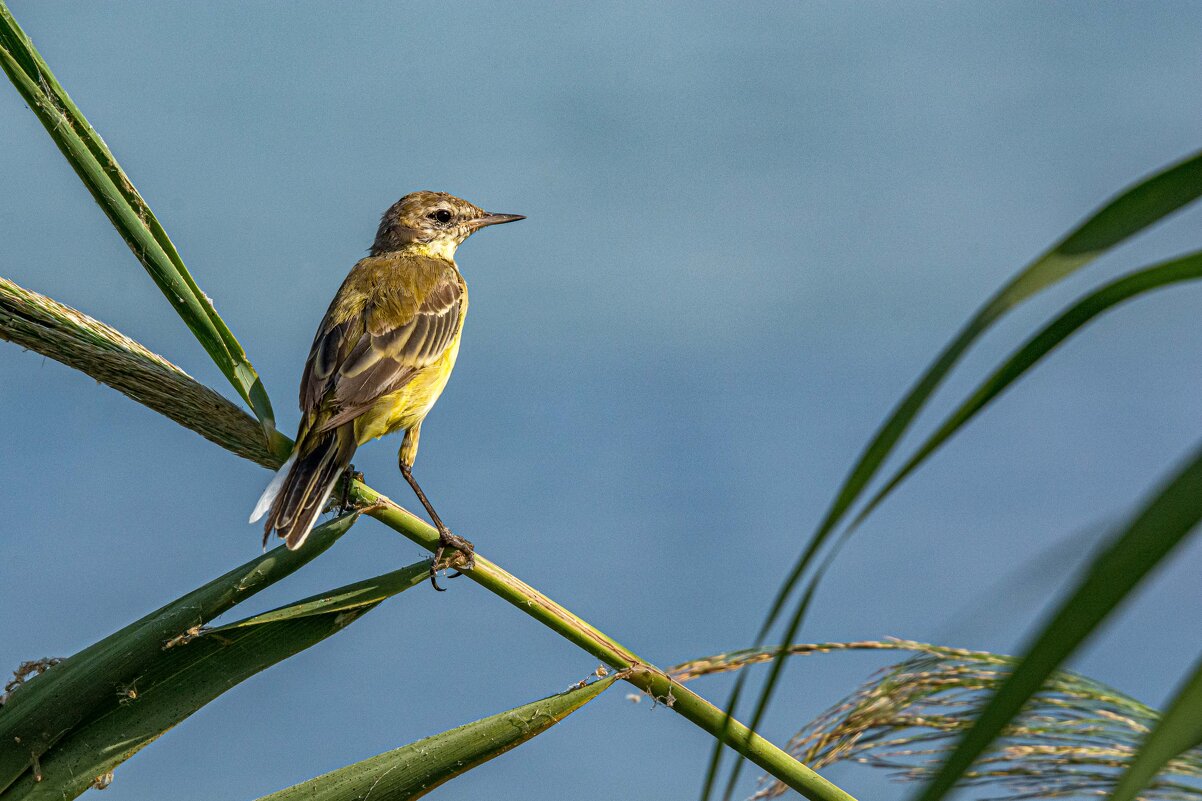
[371,191,524,258]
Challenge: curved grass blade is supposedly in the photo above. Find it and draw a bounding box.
[712,148,1202,800]
[785,147,1202,611]
[795,146,1202,617]
[1110,653,1202,801]
[0,559,429,801]
[852,250,1202,531]
[0,274,281,468]
[713,553,833,801]
[913,441,1202,801]
[0,514,356,794]
[254,676,617,801]
[0,4,285,457]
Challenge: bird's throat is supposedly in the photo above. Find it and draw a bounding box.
[407,238,460,261]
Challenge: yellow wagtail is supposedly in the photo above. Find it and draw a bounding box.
[251,192,523,587]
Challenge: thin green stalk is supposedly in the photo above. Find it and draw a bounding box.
[347,482,855,801]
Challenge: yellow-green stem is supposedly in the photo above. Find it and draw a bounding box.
[349,481,856,801]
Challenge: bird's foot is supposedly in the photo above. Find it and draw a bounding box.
[337,465,365,514]
[429,529,475,591]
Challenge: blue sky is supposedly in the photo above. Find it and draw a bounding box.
[2,2,1202,799]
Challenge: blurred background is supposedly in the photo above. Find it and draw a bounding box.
[2,2,1201,798]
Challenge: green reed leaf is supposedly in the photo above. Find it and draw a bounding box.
[1110,653,1202,801]
[254,677,616,801]
[0,514,356,794]
[854,249,1202,530]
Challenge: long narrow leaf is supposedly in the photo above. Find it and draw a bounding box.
[913,441,1202,801]
[1110,653,1202,801]
[0,514,356,793]
[716,148,1202,800]
[255,677,617,801]
[0,3,284,455]
[815,146,1202,574]
[0,560,429,801]
[789,147,1202,631]
[853,250,1202,529]
[0,275,280,467]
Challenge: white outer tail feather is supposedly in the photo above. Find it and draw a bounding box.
[249,451,297,524]
[288,482,337,550]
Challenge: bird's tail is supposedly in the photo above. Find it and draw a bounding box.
[251,426,356,550]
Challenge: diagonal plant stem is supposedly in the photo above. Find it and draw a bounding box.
[349,482,855,801]
[0,277,855,801]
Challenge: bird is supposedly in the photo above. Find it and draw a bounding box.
[251,191,523,587]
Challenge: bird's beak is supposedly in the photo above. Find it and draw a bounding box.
[472,212,525,229]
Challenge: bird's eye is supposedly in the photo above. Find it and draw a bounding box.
[430,209,453,224]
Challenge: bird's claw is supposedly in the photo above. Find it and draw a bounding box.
[337,465,365,514]
[428,529,475,591]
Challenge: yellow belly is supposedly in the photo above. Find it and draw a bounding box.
[352,335,461,445]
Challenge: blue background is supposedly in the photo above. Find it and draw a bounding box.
[2,2,1201,799]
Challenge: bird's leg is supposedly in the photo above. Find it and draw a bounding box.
[399,427,474,590]
[400,464,475,589]
[399,428,474,589]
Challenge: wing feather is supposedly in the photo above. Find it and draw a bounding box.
[297,256,463,436]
